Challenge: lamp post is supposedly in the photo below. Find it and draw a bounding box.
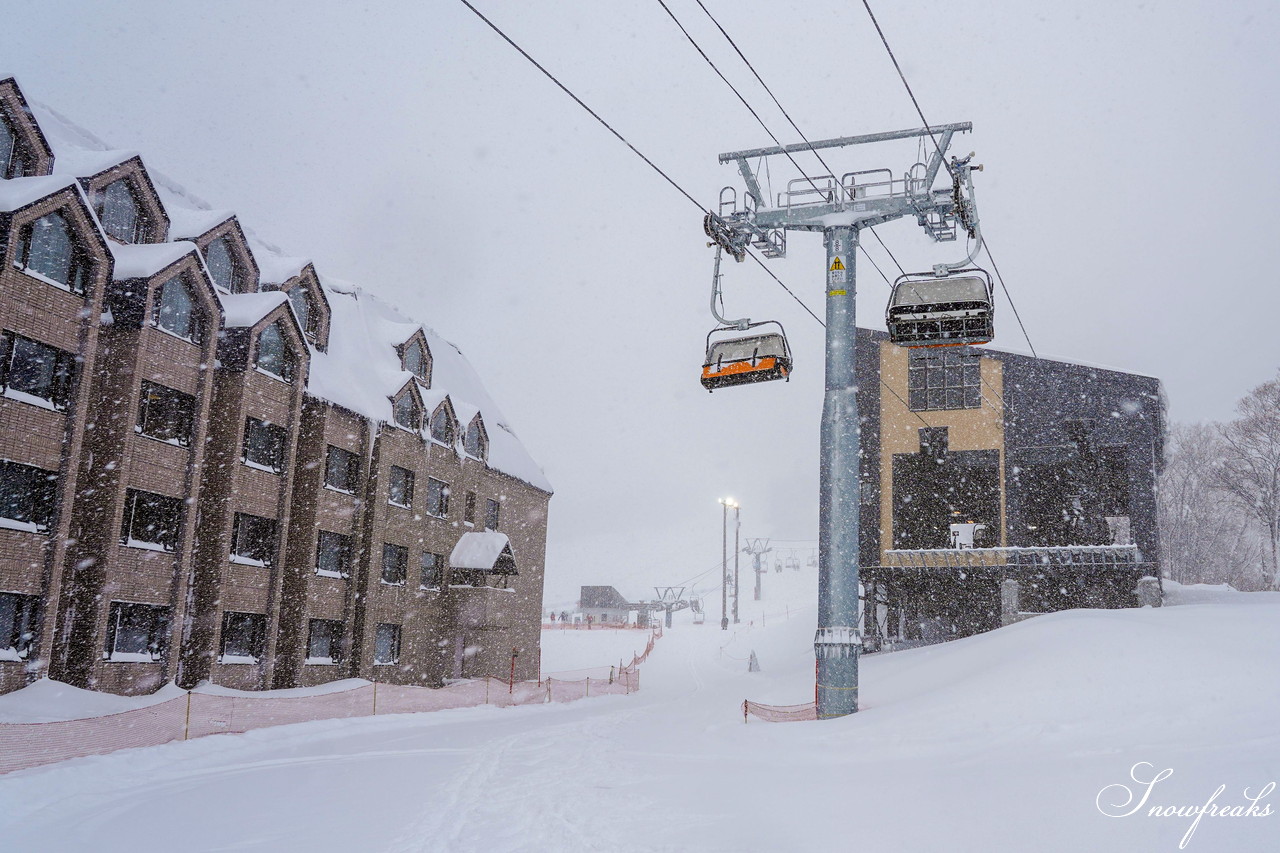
[718,497,736,630]
[732,500,741,624]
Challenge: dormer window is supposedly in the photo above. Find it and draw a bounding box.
[154,275,201,343]
[256,322,293,381]
[96,179,144,243]
[464,417,488,460]
[403,338,429,383]
[287,285,312,341]
[1,109,30,179]
[205,236,242,293]
[393,392,420,430]
[429,405,455,445]
[15,211,92,295]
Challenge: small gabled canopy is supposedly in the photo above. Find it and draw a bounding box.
[0,77,55,176]
[450,531,517,575]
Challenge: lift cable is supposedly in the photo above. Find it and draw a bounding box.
[457,0,926,425]
[860,0,1041,359]
[691,0,904,269]
[655,0,829,198]
[456,0,823,326]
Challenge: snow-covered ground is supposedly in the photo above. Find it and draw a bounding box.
[0,571,1276,852]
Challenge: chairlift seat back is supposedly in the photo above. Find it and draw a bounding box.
[701,331,791,391]
[887,272,994,348]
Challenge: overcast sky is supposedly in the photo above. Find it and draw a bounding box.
[7,0,1279,603]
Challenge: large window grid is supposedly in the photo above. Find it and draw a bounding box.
[381,543,408,585]
[426,478,449,518]
[96,179,146,244]
[255,323,294,382]
[204,236,243,293]
[154,275,201,343]
[374,623,401,665]
[907,348,982,412]
[388,466,414,508]
[420,552,445,589]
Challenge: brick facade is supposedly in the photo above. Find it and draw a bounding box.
[0,76,552,695]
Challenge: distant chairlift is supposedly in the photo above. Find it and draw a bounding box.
[701,321,793,392]
[886,268,994,348]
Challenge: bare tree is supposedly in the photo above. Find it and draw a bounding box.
[1212,374,1280,590]
[1159,422,1265,589]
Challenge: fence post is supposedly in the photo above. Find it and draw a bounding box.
[184,691,192,740]
[585,677,589,698]
[373,680,378,716]
[743,700,749,724]
[485,677,490,705]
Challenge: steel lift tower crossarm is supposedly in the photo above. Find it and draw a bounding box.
[713,123,978,719]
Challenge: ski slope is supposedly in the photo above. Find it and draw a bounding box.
[0,570,1276,852]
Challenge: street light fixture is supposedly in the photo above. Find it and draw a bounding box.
[718,497,737,630]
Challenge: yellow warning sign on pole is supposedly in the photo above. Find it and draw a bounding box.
[828,256,845,272]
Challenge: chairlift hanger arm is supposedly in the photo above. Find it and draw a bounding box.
[717,122,971,164]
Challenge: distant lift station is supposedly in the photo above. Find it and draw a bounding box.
[705,121,988,719]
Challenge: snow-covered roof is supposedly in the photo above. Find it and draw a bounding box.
[308,284,552,492]
[450,531,515,571]
[219,291,287,328]
[109,241,197,280]
[0,174,78,212]
[13,78,552,495]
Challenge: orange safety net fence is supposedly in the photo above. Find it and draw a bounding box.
[0,627,662,775]
[742,699,818,723]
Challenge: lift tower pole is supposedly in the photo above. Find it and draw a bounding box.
[712,122,978,718]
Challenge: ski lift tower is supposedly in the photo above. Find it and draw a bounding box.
[710,123,982,718]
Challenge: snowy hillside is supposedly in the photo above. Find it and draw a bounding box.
[0,570,1276,852]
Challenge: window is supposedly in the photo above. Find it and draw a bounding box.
[464,418,487,459]
[204,236,242,293]
[373,623,400,665]
[287,286,312,339]
[463,491,476,525]
[242,417,286,473]
[426,477,449,518]
[388,465,414,508]
[120,489,182,551]
[0,332,76,411]
[219,611,266,663]
[136,381,195,446]
[0,110,31,179]
[381,543,408,585]
[15,212,91,294]
[429,405,454,444]
[324,445,358,492]
[392,392,419,430]
[0,461,57,533]
[96,180,143,244]
[420,552,445,589]
[402,338,429,382]
[103,602,169,662]
[255,322,294,381]
[0,592,39,659]
[315,531,352,578]
[154,275,201,342]
[485,498,501,531]
[230,512,277,566]
[306,619,343,664]
[907,348,981,411]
